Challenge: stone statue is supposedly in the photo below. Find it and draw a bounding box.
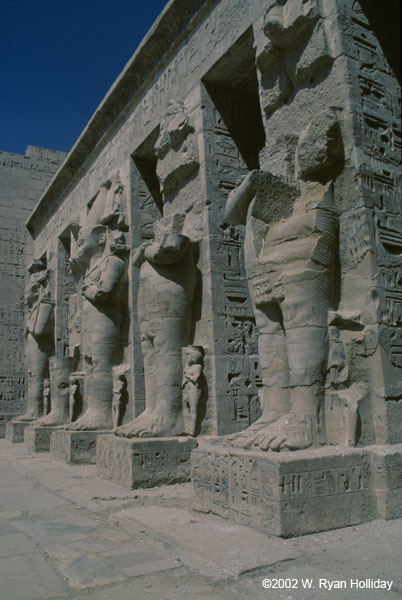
[225,110,342,452]
[116,225,197,437]
[64,225,126,430]
[15,261,54,421]
[226,172,337,451]
[182,346,203,437]
[100,169,128,230]
[32,357,73,426]
[43,379,51,415]
[154,99,199,197]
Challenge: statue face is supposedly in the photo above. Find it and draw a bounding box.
[76,232,99,261]
[25,279,40,307]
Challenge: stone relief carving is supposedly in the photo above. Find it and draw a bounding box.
[15,260,54,421]
[63,224,127,430]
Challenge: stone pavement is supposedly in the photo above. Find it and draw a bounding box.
[0,439,401,600]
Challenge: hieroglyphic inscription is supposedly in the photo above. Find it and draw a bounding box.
[387,462,402,489]
[279,466,367,500]
[132,448,192,469]
[0,373,26,413]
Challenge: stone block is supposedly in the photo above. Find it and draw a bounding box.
[0,414,20,439]
[367,444,402,520]
[191,443,377,537]
[24,426,58,452]
[50,430,109,465]
[97,435,198,489]
[5,420,32,443]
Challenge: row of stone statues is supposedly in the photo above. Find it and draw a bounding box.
[18,93,347,453]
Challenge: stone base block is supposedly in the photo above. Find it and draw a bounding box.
[50,429,110,464]
[5,420,33,443]
[24,426,58,452]
[191,443,385,538]
[97,435,198,489]
[367,445,402,520]
[0,414,21,438]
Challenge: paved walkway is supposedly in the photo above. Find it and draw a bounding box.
[0,439,401,600]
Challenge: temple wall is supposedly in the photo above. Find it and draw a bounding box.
[24,0,401,439]
[0,146,65,421]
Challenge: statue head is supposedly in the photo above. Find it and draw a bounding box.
[74,225,107,263]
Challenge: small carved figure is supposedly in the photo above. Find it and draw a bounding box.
[182,346,203,436]
[101,170,128,230]
[69,376,81,423]
[15,261,54,421]
[116,225,197,438]
[32,357,73,427]
[64,225,126,430]
[112,373,127,431]
[43,379,51,415]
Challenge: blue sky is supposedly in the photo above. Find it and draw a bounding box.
[1,0,168,156]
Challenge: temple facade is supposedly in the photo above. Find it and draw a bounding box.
[4,0,401,535]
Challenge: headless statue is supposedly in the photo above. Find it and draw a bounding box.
[226,171,337,451]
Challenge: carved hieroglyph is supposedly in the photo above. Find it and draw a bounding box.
[15,261,54,421]
[63,225,127,430]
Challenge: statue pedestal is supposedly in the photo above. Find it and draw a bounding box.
[50,430,110,464]
[0,414,22,438]
[6,420,33,443]
[191,443,402,538]
[24,425,58,452]
[97,435,198,489]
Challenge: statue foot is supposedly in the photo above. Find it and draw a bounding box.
[115,408,185,438]
[14,410,39,422]
[228,413,314,452]
[32,412,68,427]
[226,410,281,449]
[63,410,111,431]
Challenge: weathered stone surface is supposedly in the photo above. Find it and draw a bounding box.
[97,435,197,489]
[1,0,399,535]
[191,443,402,537]
[24,425,58,453]
[50,430,109,464]
[0,414,20,439]
[5,420,31,444]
